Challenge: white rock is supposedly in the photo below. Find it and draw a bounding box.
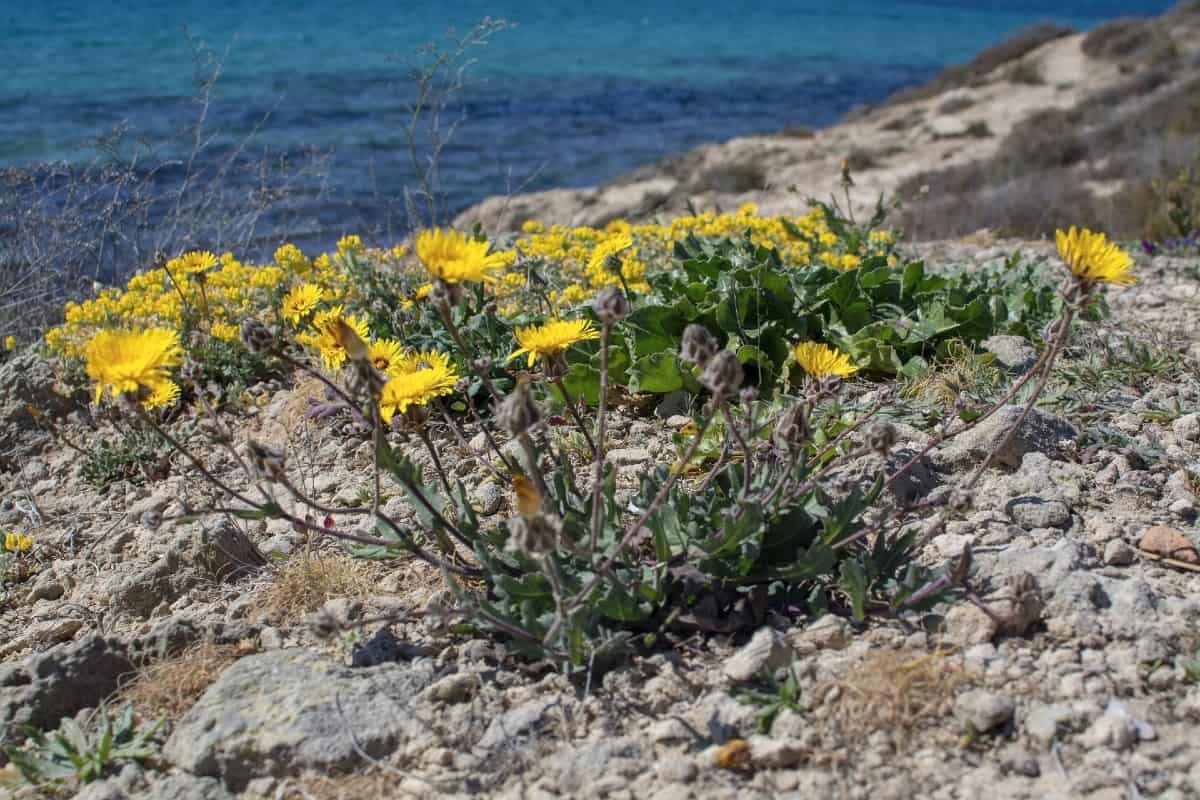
[955,690,1015,733]
[724,627,793,682]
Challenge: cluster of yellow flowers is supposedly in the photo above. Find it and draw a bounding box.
[508,204,898,312]
[4,531,32,552]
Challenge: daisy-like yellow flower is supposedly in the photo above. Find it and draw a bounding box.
[168,250,218,275]
[378,354,459,423]
[1055,227,1136,285]
[85,328,183,405]
[144,380,181,409]
[367,338,406,375]
[508,318,600,368]
[4,335,15,351]
[793,341,859,378]
[337,234,365,256]
[4,531,32,552]
[281,283,325,325]
[275,243,311,273]
[587,233,633,275]
[297,307,371,370]
[414,228,508,284]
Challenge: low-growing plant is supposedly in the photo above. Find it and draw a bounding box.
[79,429,170,489]
[2,705,161,792]
[50,198,1137,674]
[734,669,804,733]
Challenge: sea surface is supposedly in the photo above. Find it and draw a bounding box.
[0,0,1175,251]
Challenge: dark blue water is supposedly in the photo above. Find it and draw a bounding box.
[0,0,1174,248]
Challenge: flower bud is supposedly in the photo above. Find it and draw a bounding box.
[179,359,202,385]
[497,378,541,436]
[701,350,743,397]
[247,439,288,483]
[818,375,843,396]
[865,422,897,455]
[331,319,368,363]
[508,512,562,557]
[431,279,464,308]
[472,357,493,375]
[680,324,717,367]
[774,403,811,450]
[593,287,630,324]
[239,319,275,354]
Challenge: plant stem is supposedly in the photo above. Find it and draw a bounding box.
[589,322,612,558]
[552,375,596,457]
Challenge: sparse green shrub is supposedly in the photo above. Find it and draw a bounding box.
[80,430,170,489]
[2,705,160,792]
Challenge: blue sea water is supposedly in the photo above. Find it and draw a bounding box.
[0,0,1175,247]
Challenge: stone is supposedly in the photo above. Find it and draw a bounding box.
[1172,413,1200,443]
[1008,497,1071,530]
[1024,703,1079,744]
[790,614,851,652]
[0,635,134,742]
[472,480,505,516]
[426,671,478,704]
[476,698,556,750]
[982,335,1038,373]
[545,737,643,787]
[0,349,76,470]
[1139,526,1199,564]
[1079,701,1152,751]
[928,115,969,137]
[723,627,794,682]
[932,406,1077,470]
[608,447,652,466]
[174,519,268,581]
[163,649,434,790]
[942,603,998,645]
[1103,539,1136,566]
[1169,498,1198,520]
[955,690,1015,733]
[747,735,806,768]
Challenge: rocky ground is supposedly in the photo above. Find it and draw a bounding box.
[0,240,1198,799]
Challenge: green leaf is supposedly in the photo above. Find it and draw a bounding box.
[839,560,869,622]
[629,352,684,394]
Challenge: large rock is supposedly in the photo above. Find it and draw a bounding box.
[0,349,78,469]
[932,405,1077,470]
[0,635,133,744]
[164,648,435,790]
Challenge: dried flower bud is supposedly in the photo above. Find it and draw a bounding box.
[775,403,811,450]
[348,361,387,402]
[680,324,717,367]
[454,377,471,394]
[239,319,275,354]
[508,512,562,557]
[701,350,743,397]
[497,378,541,436]
[593,287,630,324]
[179,359,202,385]
[247,439,288,483]
[472,357,493,375]
[865,422,897,455]
[330,319,368,363]
[739,387,758,406]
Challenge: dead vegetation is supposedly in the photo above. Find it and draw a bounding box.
[820,649,969,744]
[119,641,243,720]
[260,555,375,624]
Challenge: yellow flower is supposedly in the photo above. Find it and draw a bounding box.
[522,220,545,234]
[367,339,406,375]
[390,244,409,260]
[281,283,325,325]
[4,335,14,351]
[587,234,633,276]
[337,234,365,256]
[414,228,507,284]
[840,254,861,270]
[378,354,459,423]
[793,341,859,378]
[275,243,311,273]
[144,380,181,409]
[1055,227,1135,285]
[85,328,183,405]
[4,532,32,552]
[508,318,600,368]
[210,321,239,341]
[298,307,370,370]
[168,251,218,275]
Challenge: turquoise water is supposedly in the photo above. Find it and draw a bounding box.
[0,0,1174,245]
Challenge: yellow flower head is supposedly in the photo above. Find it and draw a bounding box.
[298,307,371,370]
[337,234,365,256]
[144,380,181,409]
[508,318,600,368]
[210,321,239,341]
[793,341,859,378]
[414,228,507,284]
[85,328,183,405]
[275,243,311,273]
[281,283,325,325]
[587,234,634,276]
[367,339,406,375]
[1055,227,1135,286]
[4,335,15,351]
[4,532,32,552]
[378,353,459,423]
[169,250,218,275]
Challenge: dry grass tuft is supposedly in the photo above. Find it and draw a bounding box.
[260,555,374,624]
[120,641,241,719]
[822,648,968,738]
